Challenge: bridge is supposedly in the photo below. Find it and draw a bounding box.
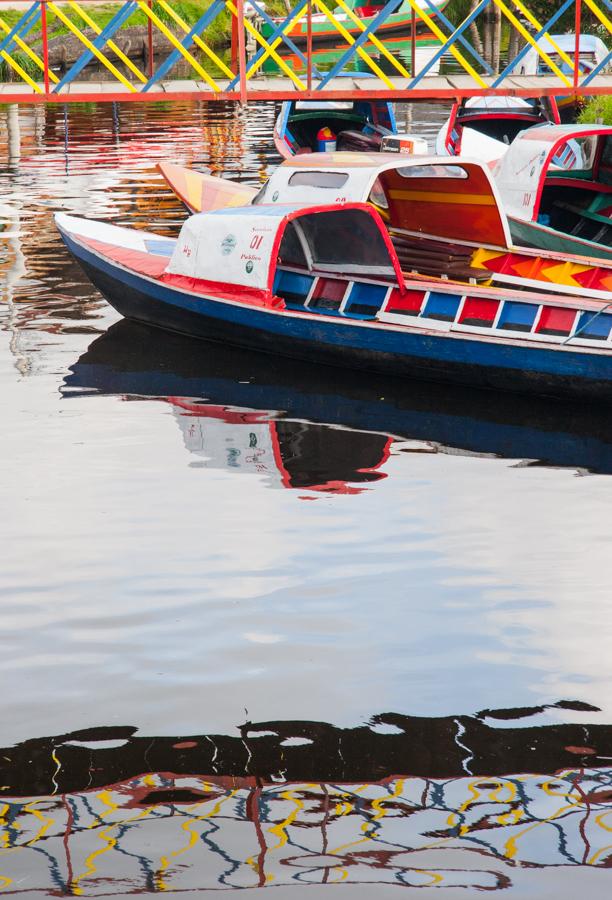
[0,0,610,103]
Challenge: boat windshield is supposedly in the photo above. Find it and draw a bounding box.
[537,51,599,75]
[280,208,397,277]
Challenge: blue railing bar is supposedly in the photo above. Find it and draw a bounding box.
[409,0,491,88]
[492,0,575,87]
[582,49,612,86]
[246,0,323,80]
[227,0,309,90]
[0,2,41,56]
[142,0,226,90]
[53,1,139,92]
[318,0,402,88]
[422,0,494,76]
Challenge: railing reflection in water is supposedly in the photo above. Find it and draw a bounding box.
[2,767,612,892]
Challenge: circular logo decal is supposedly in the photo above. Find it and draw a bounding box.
[245,260,254,274]
[272,191,279,202]
[221,234,237,256]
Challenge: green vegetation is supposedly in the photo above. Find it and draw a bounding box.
[578,95,612,125]
[0,0,286,82]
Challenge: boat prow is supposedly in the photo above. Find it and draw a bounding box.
[157,162,258,215]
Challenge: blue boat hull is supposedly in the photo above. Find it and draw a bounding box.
[64,232,612,401]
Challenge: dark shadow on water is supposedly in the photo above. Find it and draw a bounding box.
[63,319,612,481]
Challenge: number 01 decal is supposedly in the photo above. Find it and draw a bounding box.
[250,235,264,250]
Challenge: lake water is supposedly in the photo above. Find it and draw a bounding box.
[1,100,612,898]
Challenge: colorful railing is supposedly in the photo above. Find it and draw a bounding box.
[0,0,609,102]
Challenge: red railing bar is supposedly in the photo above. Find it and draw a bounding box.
[307,0,312,91]
[237,0,247,104]
[410,5,416,79]
[231,5,239,72]
[41,0,50,97]
[147,0,154,78]
[574,0,582,91]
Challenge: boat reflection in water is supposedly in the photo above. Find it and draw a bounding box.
[64,320,612,483]
[1,702,612,894]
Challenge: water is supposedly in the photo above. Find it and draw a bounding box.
[1,100,612,897]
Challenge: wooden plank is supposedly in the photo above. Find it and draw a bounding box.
[446,75,495,90]
[161,80,206,92]
[257,77,305,91]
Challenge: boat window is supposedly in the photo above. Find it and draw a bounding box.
[395,164,468,179]
[251,180,270,205]
[551,135,598,172]
[288,171,349,189]
[369,177,389,210]
[599,136,612,185]
[277,221,309,268]
[297,209,393,272]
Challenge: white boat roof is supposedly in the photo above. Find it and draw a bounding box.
[493,124,612,221]
[167,202,402,290]
[259,152,513,247]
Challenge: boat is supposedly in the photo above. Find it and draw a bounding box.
[435,96,559,165]
[273,99,401,158]
[492,124,612,261]
[158,153,612,302]
[510,33,610,121]
[56,200,612,399]
[260,0,451,48]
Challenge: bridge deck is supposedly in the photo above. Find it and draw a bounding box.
[1,73,611,104]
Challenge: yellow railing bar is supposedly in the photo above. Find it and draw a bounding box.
[238,3,306,80]
[242,10,308,82]
[333,0,411,78]
[507,0,575,72]
[312,0,395,88]
[0,17,59,83]
[134,0,220,91]
[67,0,147,83]
[155,0,233,80]
[583,0,612,36]
[404,0,487,87]
[0,47,43,91]
[48,2,137,91]
[491,0,572,86]
[226,0,307,88]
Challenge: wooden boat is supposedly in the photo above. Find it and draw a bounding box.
[435,96,559,165]
[273,99,398,158]
[260,0,450,48]
[158,154,612,302]
[56,202,612,399]
[493,124,612,261]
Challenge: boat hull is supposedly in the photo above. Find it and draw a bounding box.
[63,232,612,401]
[262,12,440,47]
[509,215,612,262]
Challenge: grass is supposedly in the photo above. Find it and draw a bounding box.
[0,0,288,81]
[578,95,612,125]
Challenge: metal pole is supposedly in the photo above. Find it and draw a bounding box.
[41,0,50,97]
[573,0,582,91]
[237,0,247,104]
[147,0,154,78]
[307,0,313,91]
[231,6,239,71]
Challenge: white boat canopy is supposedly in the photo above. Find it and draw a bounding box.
[493,124,612,223]
[510,33,609,76]
[166,202,403,291]
[257,152,513,248]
